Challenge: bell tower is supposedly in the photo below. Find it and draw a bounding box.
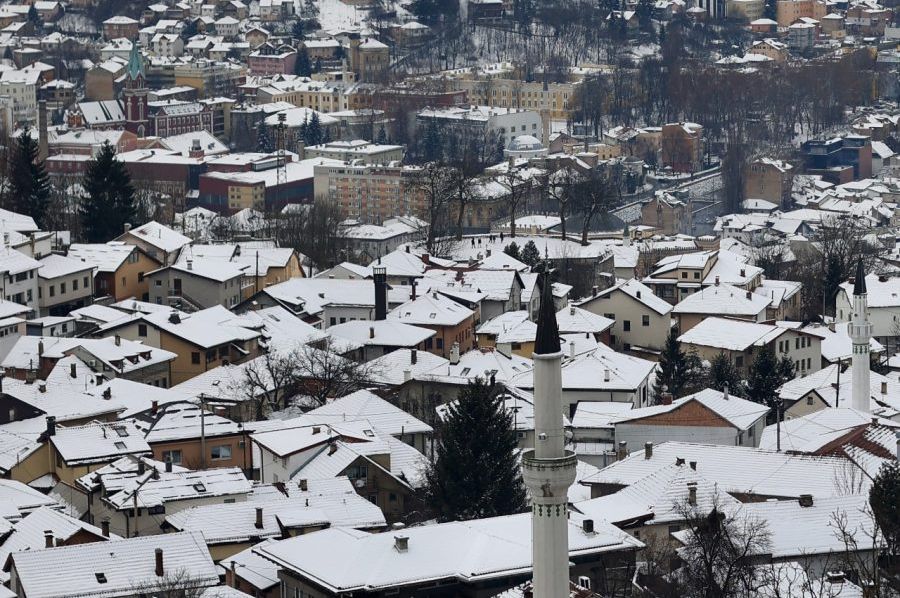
[123,42,149,137]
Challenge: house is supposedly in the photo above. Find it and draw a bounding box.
[608,388,770,451]
[678,317,821,377]
[422,269,523,322]
[221,540,281,597]
[640,193,692,236]
[744,158,794,208]
[164,478,386,560]
[6,531,219,598]
[68,242,162,302]
[777,364,900,421]
[512,343,657,414]
[73,458,252,537]
[47,420,151,484]
[672,282,770,332]
[146,258,248,311]
[577,279,673,355]
[36,254,94,317]
[133,401,250,471]
[253,512,642,598]
[327,320,436,361]
[115,221,192,266]
[660,122,703,173]
[753,279,802,321]
[388,291,477,358]
[305,389,433,454]
[476,310,530,350]
[97,306,262,385]
[0,248,41,316]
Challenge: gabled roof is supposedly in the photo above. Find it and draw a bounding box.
[513,343,655,392]
[678,317,787,351]
[0,507,116,571]
[68,242,148,273]
[306,390,432,437]
[8,531,218,598]
[673,282,770,317]
[580,278,672,316]
[102,467,251,510]
[388,292,474,327]
[0,480,58,521]
[50,421,150,465]
[134,401,242,443]
[328,320,435,349]
[555,305,614,335]
[119,221,191,254]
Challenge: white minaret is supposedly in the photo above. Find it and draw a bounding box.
[522,274,577,598]
[849,260,872,413]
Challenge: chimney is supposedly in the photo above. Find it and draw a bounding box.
[328,442,338,455]
[255,507,263,529]
[828,321,835,333]
[403,368,412,382]
[138,460,146,475]
[740,268,746,277]
[38,382,46,393]
[660,390,673,405]
[373,266,388,320]
[603,369,610,382]
[38,340,44,356]
[155,548,164,577]
[102,387,112,400]
[569,341,575,359]
[411,281,417,300]
[644,442,653,459]
[798,494,814,508]
[45,416,56,437]
[169,311,181,324]
[582,519,594,533]
[70,362,77,378]
[44,530,53,548]
[165,457,172,473]
[299,478,308,491]
[881,381,887,395]
[745,291,752,300]
[151,400,158,414]
[422,253,430,265]
[715,276,720,286]
[101,519,110,537]
[616,441,627,460]
[592,285,598,297]
[186,259,193,271]
[636,290,641,299]
[688,483,697,506]
[394,535,409,552]
[115,334,121,346]
[569,304,575,316]
[689,460,696,470]
[124,223,132,234]
[449,342,460,365]
[410,349,417,365]
[723,383,730,400]
[369,326,375,339]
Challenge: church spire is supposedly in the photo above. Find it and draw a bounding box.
[126,41,145,82]
[534,272,560,355]
[850,259,872,412]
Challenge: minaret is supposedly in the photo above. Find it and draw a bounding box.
[522,273,577,598]
[849,260,872,413]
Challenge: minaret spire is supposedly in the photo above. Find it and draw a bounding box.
[849,260,872,412]
[522,270,577,598]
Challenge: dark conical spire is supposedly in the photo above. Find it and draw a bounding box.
[854,259,867,295]
[534,271,560,355]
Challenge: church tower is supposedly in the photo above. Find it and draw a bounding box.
[521,273,577,598]
[123,42,149,137]
[849,260,872,412]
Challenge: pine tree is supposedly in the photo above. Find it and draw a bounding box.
[27,4,41,29]
[503,242,521,261]
[520,240,540,267]
[424,378,527,521]
[304,112,323,146]
[376,125,387,144]
[653,327,694,399]
[295,47,312,77]
[256,123,274,152]
[421,118,442,163]
[8,128,50,228]
[706,352,743,396]
[870,461,900,563]
[292,20,304,40]
[746,346,793,410]
[80,142,137,243]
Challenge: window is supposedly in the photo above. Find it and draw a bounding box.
[138,272,144,282]
[436,338,443,349]
[206,349,216,362]
[211,445,232,460]
[735,355,744,368]
[219,346,229,358]
[642,315,650,327]
[693,272,700,279]
[191,352,200,364]
[623,320,631,332]
[807,396,814,405]
[73,278,78,291]
[49,285,55,297]
[795,338,800,349]
[95,573,107,584]
[329,317,336,326]
[681,272,687,279]
[155,280,162,286]
[114,441,126,450]
[162,449,182,464]
[138,324,147,337]
[114,426,129,437]
[347,464,368,480]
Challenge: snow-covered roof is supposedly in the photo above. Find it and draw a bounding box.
[673,282,770,317]
[36,253,94,279]
[306,390,432,437]
[615,388,769,430]
[50,421,150,466]
[677,317,787,351]
[121,220,192,254]
[513,343,655,393]
[388,292,474,327]
[580,278,672,316]
[328,320,435,348]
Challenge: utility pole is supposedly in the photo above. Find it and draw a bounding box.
[776,398,783,452]
[200,396,207,469]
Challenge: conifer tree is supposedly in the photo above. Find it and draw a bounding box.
[423,378,527,521]
[870,461,900,563]
[295,47,312,77]
[8,127,50,228]
[520,240,541,267]
[503,242,521,261]
[376,125,388,144]
[80,142,136,243]
[746,346,794,410]
[706,352,743,396]
[304,112,323,146]
[653,327,696,399]
[420,118,442,163]
[256,123,274,152]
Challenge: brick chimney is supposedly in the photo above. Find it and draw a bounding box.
[155,548,164,577]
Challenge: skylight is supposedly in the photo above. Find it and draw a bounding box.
[193,482,206,493]
[95,573,107,584]
[114,441,126,450]
[114,426,129,437]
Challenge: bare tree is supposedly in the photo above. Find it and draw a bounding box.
[404,162,455,254]
[496,164,535,238]
[129,570,210,598]
[545,165,583,241]
[276,199,347,272]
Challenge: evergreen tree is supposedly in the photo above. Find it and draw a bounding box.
[520,240,540,267]
[653,327,695,399]
[423,378,527,521]
[503,242,521,261]
[376,125,388,144]
[80,142,137,243]
[706,353,743,396]
[870,461,900,563]
[8,128,50,228]
[292,19,304,40]
[763,0,777,20]
[746,346,793,410]
[256,123,274,152]
[304,112,323,146]
[27,4,42,29]
[658,23,666,44]
[421,118,442,163]
[295,47,312,77]
[180,19,198,41]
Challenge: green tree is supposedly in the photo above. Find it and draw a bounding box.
[653,327,698,399]
[706,353,743,396]
[423,379,527,521]
[295,47,312,77]
[303,112,323,146]
[503,242,521,261]
[27,4,42,28]
[8,128,50,228]
[80,142,136,243]
[870,461,900,563]
[376,125,388,144]
[746,346,794,411]
[420,118,442,163]
[520,240,541,267]
[256,123,274,152]
[292,20,304,40]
